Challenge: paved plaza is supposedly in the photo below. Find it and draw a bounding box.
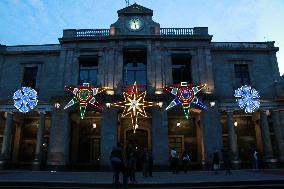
[0,170,283,188]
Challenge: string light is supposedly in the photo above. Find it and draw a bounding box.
[164,82,207,119]
[64,83,107,119]
[13,87,38,113]
[111,81,157,133]
[234,85,260,113]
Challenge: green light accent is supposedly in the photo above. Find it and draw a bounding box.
[80,106,87,119]
[182,104,190,119]
[79,89,90,100]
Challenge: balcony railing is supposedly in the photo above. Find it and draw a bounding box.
[160,28,194,35]
[62,27,208,39]
[76,29,110,37]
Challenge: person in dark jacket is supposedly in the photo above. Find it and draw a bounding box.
[110,142,127,189]
[222,149,231,175]
[212,150,220,175]
[181,150,190,173]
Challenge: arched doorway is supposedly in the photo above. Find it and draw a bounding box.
[126,129,149,170]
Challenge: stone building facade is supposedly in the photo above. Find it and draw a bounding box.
[0,4,283,170]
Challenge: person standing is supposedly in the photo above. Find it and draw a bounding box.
[142,147,150,177]
[181,150,190,173]
[128,149,137,184]
[170,147,178,174]
[252,149,258,170]
[212,150,220,175]
[110,142,127,189]
[148,151,154,177]
[222,150,231,175]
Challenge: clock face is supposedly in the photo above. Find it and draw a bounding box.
[128,18,143,31]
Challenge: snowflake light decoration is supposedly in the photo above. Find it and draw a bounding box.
[164,82,207,119]
[13,87,38,113]
[234,85,260,113]
[64,83,107,119]
[111,81,158,133]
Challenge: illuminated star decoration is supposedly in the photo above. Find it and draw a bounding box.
[234,85,260,113]
[13,87,38,113]
[164,82,207,119]
[111,81,158,133]
[64,83,107,119]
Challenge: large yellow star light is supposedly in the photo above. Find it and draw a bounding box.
[111,81,158,133]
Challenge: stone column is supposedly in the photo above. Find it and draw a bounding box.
[0,112,13,169]
[201,106,223,168]
[226,110,239,168]
[100,108,118,169]
[259,110,275,164]
[47,110,70,170]
[271,110,284,163]
[151,106,169,170]
[279,110,284,141]
[33,112,46,170]
[12,123,22,165]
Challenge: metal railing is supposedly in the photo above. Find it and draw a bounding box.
[160,28,194,35]
[76,29,110,37]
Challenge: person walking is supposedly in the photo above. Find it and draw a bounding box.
[170,147,178,174]
[212,150,220,175]
[181,150,190,173]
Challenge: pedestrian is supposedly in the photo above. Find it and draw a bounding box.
[148,151,153,177]
[222,149,231,175]
[110,142,127,189]
[142,147,150,177]
[128,149,137,184]
[212,150,220,175]
[252,149,258,170]
[170,147,178,174]
[181,150,190,173]
[257,151,264,172]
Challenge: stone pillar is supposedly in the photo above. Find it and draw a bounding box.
[271,110,284,163]
[12,123,22,165]
[259,110,275,167]
[33,112,46,170]
[47,110,70,170]
[201,106,223,169]
[0,112,13,169]
[279,111,284,141]
[100,108,118,169]
[151,106,169,170]
[226,110,239,168]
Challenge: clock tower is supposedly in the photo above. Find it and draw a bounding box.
[110,3,160,35]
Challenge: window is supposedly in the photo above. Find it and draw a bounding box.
[172,55,192,84]
[22,67,38,88]
[123,50,147,86]
[79,56,98,85]
[124,62,147,85]
[234,64,250,86]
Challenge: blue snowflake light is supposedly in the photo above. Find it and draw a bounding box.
[13,87,38,113]
[234,85,260,113]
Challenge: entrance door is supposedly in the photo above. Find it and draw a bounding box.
[126,129,148,170]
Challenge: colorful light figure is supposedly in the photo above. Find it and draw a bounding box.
[164,82,207,119]
[13,87,38,113]
[111,81,158,133]
[64,83,107,119]
[234,85,260,113]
